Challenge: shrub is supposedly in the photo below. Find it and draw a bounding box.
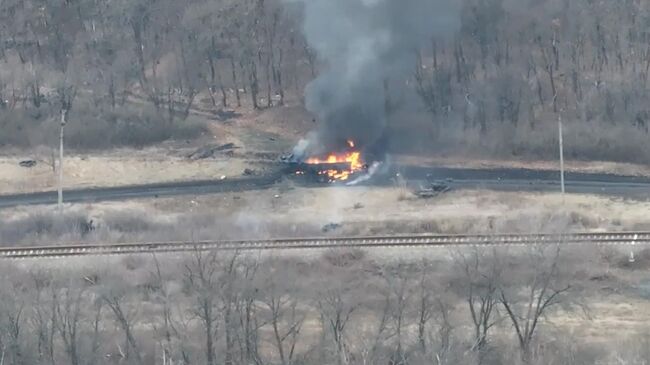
[0,210,92,244]
[64,103,206,149]
[0,103,206,150]
[0,107,54,147]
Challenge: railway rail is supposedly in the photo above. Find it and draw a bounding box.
[1,232,649,259]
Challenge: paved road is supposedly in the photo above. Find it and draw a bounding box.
[394,166,650,197]
[0,166,648,208]
[0,175,282,208]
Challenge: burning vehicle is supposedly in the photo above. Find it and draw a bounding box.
[282,140,369,183]
[278,0,457,186]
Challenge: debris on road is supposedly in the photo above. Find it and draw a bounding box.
[280,153,295,162]
[243,168,256,176]
[187,143,238,160]
[353,202,364,209]
[19,160,37,168]
[413,181,451,198]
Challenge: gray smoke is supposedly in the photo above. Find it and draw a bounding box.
[291,0,459,159]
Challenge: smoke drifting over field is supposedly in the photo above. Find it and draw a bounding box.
[292,0,459,158]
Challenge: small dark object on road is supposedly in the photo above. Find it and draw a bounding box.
[213,143,236,151]
[426,173,454,183]
[353,202,364,209]
[432,180,451,191]
[187,143,238,160]
[322,223,342,233]
[414,181,451,198]
[214,109,241,121]
[19,160,37,168]
[243,168,256,176]
[280,153,294,162]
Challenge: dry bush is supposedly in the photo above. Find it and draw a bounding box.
[101,209,166,233]
[480,121,650,164]
[392,110,650,164]
[0,245,641,364]
[322,248,367,267]
[0,107,53,147]
[629,221,650,231]
[121,255,148,272]
[60,104,206,149]
[599,334,650,365]
[0,208,167,245]
[363,218,491,236]
[0,103,206,150]
[0,210,93,244]
[493,210,598,234]
[0,206,332,246]
[523,334,607,365]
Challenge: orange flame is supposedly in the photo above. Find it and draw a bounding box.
[304,140,363,182]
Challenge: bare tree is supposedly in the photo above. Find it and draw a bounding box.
[349,278,391,365]
[0,279,27,365]
[313,252,367,365]
[234,257,263,365]
[498,246,572,364]
[453,249,501,365]
[184,250,223,365]
[100,278,144,365]
[88,295,104,365]
[382,262,414,364]
[28,271,57,365]
[414,260,437,356]
[149,255,190,365]
[259,259,306,365]
[54,281,85,365]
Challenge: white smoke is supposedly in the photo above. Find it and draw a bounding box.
[346,161,385,186]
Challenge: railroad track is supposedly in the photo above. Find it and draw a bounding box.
[1,232,649,259]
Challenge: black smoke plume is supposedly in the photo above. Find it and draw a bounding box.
[290,0,459,160]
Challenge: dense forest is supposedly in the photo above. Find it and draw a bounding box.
[1,0,649,159]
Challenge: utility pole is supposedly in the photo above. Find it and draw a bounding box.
[558,112,565,194]
[58,109,66,212]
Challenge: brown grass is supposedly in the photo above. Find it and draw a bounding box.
[2,188,649,246]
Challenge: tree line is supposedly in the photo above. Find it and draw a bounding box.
[0,246,639,365]
[414,0,650,135]
[1,0,649,158]
[0,0,310,121]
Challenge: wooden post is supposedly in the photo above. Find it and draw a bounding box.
[558,112,565,195]
[58,109,66,212]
